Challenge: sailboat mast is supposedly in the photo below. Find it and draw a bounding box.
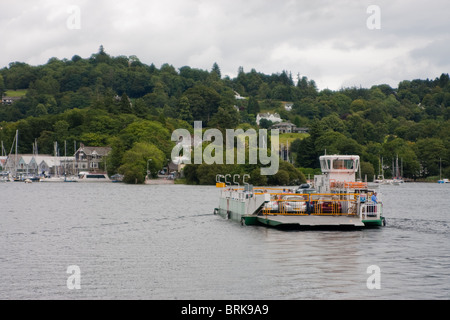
[54,141,58,177]
[64,140,67,176]
[15,130,18,177]
[401,158,403,178]
[396,155,399,179]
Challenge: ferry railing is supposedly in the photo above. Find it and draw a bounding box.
[309,193,360,216]
[330,181,369,189]
[221,188,256,202]
[260,192,360,216]
[261,193,309,216]
[221,188,363,217]
[360,201,381,220]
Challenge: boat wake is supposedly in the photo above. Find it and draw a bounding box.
[387,217,450,236]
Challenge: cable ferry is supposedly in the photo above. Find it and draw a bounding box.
[214,155,386,229]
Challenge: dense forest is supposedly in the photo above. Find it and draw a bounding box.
[1,46,449,184]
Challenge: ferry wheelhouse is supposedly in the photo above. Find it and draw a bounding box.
[214,155,385,229]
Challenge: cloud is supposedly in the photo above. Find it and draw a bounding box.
[1,0,449,90]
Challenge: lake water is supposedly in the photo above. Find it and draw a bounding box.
[0,182,449,300]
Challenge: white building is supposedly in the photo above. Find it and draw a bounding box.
[284,103,293,111]
[74,144,111,173]
[5,154,75,176]
[234,91,246,100]
[256,113,282,125]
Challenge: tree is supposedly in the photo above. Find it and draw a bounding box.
[211,62,221,79]
[196,163,226,185]
[293,97,319,119]
[0,74,5,97]
[267,161,306,185]
[360,161,375,181]
[269,170,290,186]
[249,167,268,186]
[183,164,199,184]
[119,142,165,184]
[381,137,420,178]
[258,118,273,129]
[119,119,172,155]
[178,96,193,122]
[92,45,111,64]
[183,85,221,124]
[247,96,260,115]
[119,93,133,114]
[53,120,70,141]
[34,103,48,116]
[208,105,240,131]
[133,98,149,118]
[415,138,446,177]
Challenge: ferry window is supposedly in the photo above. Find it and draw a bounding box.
[320,159,331,171]
[333,159,354,169]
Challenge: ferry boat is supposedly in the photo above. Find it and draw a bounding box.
[214,155,386,229]
[78,172,110,182]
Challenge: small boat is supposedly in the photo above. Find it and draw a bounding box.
[64,175,79,183]
[0,172,11,182]
[437,159,447,183]
[40,176,64,183]
[214,155,385,229]
[111,174,124,183]
[374,175,392,185]
[78,172,110,182]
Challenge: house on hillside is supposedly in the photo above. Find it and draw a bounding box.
[234,91,246,100]
[284,103,293,111]
[75,144,111,173]
[270,122,309,134]
[1,96,22,105]
[256,113,282,125]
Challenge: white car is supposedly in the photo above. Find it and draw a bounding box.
[281,195,307,213]
[264,200,279,212]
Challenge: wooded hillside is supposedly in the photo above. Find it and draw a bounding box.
[1,47,449,183]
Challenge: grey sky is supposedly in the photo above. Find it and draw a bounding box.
[1,0,449,90]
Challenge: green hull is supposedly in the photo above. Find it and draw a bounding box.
[216,208,386,229]
[241,214,387,229]
[362,217,386,227]
[241,215,259,226]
